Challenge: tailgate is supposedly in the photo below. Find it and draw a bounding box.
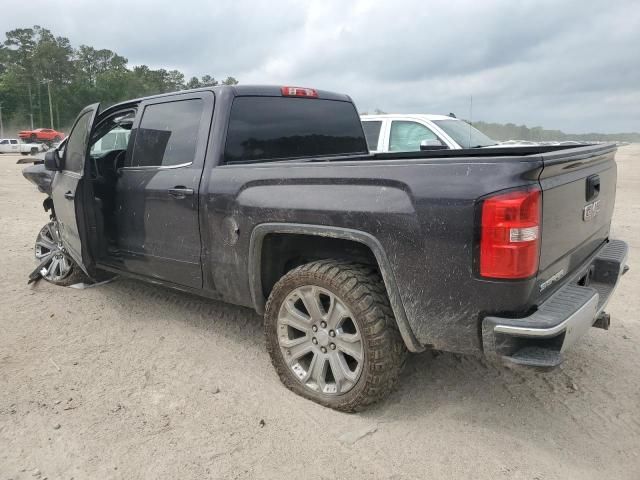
[537,144,617,295]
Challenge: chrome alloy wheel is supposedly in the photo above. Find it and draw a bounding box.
[277,285,364,395]
[34,222,73,282]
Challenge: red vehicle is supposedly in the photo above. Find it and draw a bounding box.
[18,128,65,143]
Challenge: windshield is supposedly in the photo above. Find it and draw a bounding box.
[89,110,135,156]
[433,119,496,148]
[90,128,130,155]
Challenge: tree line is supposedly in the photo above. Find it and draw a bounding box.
[0,26,238,133]
[472,120,640,143]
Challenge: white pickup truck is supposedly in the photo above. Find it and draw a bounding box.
[361,114,499,152]
[0,138,45,155]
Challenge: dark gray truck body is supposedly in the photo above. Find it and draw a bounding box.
[25,85,628,368]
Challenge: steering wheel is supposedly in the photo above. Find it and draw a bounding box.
[113,150,126,172]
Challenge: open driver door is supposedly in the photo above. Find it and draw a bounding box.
[48,103,100,277]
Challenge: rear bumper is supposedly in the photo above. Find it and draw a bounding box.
[482,239,628,368]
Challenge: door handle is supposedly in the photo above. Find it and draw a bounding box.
[586,174,600,201]
[64,191,75,200]
[168,187,194,199]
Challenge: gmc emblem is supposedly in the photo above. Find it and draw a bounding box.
[583,200,601,222]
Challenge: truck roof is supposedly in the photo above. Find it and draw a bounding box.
[230,85,353,102]
[101,85,354,118]
[361,113,456,122]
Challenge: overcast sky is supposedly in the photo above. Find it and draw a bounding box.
[2,0,639,132]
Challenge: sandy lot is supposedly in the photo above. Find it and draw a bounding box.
[1,146,639,480]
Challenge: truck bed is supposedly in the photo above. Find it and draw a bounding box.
[372,143,587,160]
[203,142,618,354]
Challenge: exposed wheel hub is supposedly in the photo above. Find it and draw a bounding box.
[315,329,330,347]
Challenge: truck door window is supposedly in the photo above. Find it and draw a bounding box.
[0,140,7,145]
[64,110,94,173]
[389,121,441,152]
[131,99,204,168]
[10,140,18,145]
[362,121,382,151]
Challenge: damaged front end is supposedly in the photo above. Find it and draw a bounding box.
[21,157,64,284]
[22,162,54,196]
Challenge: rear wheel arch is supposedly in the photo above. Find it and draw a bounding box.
[248,223,423,352]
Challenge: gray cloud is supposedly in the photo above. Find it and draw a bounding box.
[1,0,638,132]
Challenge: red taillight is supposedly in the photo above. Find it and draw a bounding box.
[280,86,318,98]
[480,188,541,279]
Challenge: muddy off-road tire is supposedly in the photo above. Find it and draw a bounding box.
[34,221,88,287]
[265,260,407,412]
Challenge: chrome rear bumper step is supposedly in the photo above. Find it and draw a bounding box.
[482,239,628,368]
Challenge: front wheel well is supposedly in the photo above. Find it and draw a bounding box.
[259,233,378,302]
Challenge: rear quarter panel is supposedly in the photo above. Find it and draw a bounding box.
[200,156,544,354]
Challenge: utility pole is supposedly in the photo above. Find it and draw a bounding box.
[37,83,42,126]
[45,80,54,129]
[27,83,34,129]
[0,104,4,138]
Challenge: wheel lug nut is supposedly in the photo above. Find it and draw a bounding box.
[312,337,318,344]
[321,347,327,353]
[330,343,336,350]
[320,321,327,328]
[312,325,318,332]
[329,330,335,337]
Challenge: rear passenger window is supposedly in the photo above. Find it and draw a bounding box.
[10,140,18,145]
[224,97,368,163]
[361,121,382,151]
[131,99,204,167]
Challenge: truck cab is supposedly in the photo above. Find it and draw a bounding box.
[361,113,497,152]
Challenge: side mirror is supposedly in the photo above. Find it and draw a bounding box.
[420,139,449,151]
[44,150,62,171]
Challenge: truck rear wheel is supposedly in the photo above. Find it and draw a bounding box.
[264,260,407,412]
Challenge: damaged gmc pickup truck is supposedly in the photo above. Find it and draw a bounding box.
[23,85,628,411]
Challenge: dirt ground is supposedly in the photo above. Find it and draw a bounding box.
[1,146,639,480]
